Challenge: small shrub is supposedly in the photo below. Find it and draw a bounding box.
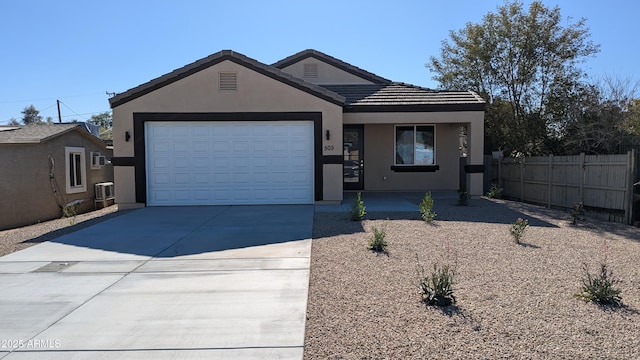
[62,203,78,225]
[419,192,437,222]
[417,260,456,306]
[367,226,388,253]
[350,192,366,221]
[571,202,585,225]
[574,262,622,306]
[510,217,528,244]
[486,183,503,199]
[458,188,469,206]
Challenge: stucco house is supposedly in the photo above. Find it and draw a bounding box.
[109,49,485,209]
[0,124,114,230]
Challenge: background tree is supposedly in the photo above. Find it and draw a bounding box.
[7,118,20,126]
[88,111,112,129]
[88,111,113,141]
[561,75,640,154]
[21,104,44,125]
[427,0,599,156]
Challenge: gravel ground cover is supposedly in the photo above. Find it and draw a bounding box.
[305,198,640,359]
[0,205,124,257]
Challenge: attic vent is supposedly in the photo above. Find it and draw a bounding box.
[303,63,318,79]
[219,72,237,91]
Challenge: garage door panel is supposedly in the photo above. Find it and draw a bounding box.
[146,121,314,206]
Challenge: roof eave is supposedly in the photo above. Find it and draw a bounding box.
[272,49,392,85]
[343,103,486,113]
[109,50,345,109]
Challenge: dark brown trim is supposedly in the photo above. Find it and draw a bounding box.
[344,103,486,113]
[322,155,343,164]
[132,112,324,205]
[464,164,485,173]
[391,165,440,172]
[110,51,344,108]
[110,157,136,166]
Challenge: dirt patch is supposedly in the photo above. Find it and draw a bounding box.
[305,199,640,359]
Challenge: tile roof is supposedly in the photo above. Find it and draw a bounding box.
[321,83,486,112]
[0,124,81,144]
[109,50,345,108]
[272,49,391,85]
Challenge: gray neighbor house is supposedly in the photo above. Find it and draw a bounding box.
[0,124,113,230]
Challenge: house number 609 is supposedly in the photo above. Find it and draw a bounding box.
[324,145,335,151]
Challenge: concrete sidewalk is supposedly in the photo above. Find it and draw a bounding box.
[0,205,313,360]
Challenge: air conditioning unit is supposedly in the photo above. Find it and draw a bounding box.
[95,182,115,201]
[91,152,107,169]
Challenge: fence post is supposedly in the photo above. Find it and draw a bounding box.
[520,157,525,202]
[624,150,634,225]
[579,152,585,203]
[547,154,553,208]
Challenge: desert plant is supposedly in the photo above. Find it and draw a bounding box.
[571,202,585,225]
[458,187,469,206]
[486,183,503,199]
[510,217,528,244]
[367,226,388,253]
[62,203,78,225]
[350,192,366,221]
[417,259,456,306]
[419,192,437,222]
[574,262,622,306]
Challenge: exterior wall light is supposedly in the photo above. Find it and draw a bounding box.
[325,129,330,140]
[125,131,131,142]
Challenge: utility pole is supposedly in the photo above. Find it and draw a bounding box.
[56,100,62,123]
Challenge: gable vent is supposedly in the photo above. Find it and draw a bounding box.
[219,72,237,91]
[303,63,318,79]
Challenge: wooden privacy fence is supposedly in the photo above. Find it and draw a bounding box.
[493,150,636,224]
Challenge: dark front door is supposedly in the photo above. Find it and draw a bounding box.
[343,125,364,190]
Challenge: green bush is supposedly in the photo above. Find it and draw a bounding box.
[510,217,528,244]
[486,183,503,199]
[62,203,78,225]
[350,192,366,221]
[419,192,437,222]
[367,226,388,253]
[417,260,456,306]
[571,202,585,225]
[574,262,622,307]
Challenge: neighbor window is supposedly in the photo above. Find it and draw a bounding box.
[395,125,435,165]
[65,147,87,194]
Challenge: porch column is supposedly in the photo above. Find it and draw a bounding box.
[466,115,485,197]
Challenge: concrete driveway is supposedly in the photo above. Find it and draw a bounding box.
[0,205,313,360]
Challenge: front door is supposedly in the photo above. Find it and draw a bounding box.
[343,125,364,190]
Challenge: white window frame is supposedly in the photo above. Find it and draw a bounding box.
[394,125,436,165]
[65,146,87,194]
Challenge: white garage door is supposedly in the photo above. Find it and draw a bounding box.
[145,121,314,206]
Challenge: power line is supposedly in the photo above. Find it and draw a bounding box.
[0,92,107,104]
[59,101,90,120]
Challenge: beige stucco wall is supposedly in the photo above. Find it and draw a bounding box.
[0,133,113,230]
[362,123,460,191]
[112,59,344,207]
[345,111,484,195]
[279,58,376,85]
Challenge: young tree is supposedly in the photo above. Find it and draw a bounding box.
[427,1,599,155]
[21,105,44,125]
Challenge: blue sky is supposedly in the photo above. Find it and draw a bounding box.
[0,0,637,125]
